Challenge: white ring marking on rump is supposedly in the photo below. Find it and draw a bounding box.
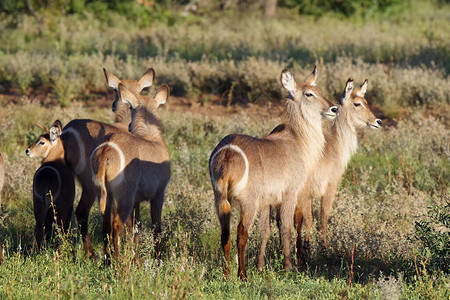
[210,144,249,195]
[90,141,125,187]
[34,165,62,201]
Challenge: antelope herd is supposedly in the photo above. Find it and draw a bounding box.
[0,66,381,278]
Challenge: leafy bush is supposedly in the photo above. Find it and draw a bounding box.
[414,202,450,274]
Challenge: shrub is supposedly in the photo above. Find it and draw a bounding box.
[414,202,450,274]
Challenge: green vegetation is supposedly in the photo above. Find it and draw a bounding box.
[0,0,449,298]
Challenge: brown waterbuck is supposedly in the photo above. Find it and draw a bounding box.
[26,120,76,251]
[90,83,171,260]
[209,66,339,280]
[61,68,155,256]
[294,79,381,260]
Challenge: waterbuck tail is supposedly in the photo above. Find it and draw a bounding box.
[91,146,109,215]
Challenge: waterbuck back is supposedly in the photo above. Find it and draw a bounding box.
[209,66,338,280]
[26,120,76,251]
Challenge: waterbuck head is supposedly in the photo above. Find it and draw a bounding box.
[103,68,155,112]
[339,79,382,129]
[118,83,169,137]
[280,66,338,121]
[26,120,63,160]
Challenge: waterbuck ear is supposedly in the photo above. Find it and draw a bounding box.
[138,68,155,92]
[356,79,368,98]
[280,68,297,98]
[49,120,62,143]
[153,84,170,107]
[305,65,318,87]
[103,68,121,90]
[118,83,139,108]
[340,78,354,105]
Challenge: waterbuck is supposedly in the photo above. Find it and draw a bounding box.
[209,66,339,280]
[26,120,76,251]
[61,68,155,256]
[90,83,171,260]
[295,79,381,259]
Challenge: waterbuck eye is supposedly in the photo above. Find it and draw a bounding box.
[354,103,361,107]
[304,92,314,98]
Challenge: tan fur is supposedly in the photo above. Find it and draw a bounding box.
[209,67,339,280]
[295,79,381,260]
[61,68,155,256]
[26,120,76,251]
[90,84,171,260]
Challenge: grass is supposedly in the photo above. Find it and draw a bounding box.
[0,100,448,298]
[0,1,449,298]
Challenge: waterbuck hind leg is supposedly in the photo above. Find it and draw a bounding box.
[320,183,338,249]
[237,208,257,281]
[257,206,271,271]
[34,223,44,252]
[102,202,113,266]
[213,188,232,278]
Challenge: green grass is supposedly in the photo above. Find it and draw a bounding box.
[0,101,448,298]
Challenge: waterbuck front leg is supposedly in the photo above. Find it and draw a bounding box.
[150,192,164,259]
[294,204,304,265]
[320,182,338,249]
[279,199,296,270]
[257,206,271,271]
[297,183,313,266]
[133,202,141,246]
[75,187,96,258]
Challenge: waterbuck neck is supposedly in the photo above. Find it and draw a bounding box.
[131,106,164,141]
[42,142,65,164]
[113,101,132,127]
[334,110,358,167]
[283,99,326,173]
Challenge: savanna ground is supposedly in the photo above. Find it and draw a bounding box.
[0,0,449,298]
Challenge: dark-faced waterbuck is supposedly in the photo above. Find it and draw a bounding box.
[90,83,171,260]
[26,120,76,251]
[61,68,155,256]
[209,66,339,280]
